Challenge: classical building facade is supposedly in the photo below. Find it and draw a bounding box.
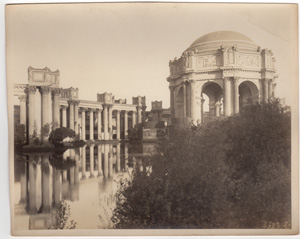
[144,101,171,128]
[167,31,278,125]
[14,67,147,144]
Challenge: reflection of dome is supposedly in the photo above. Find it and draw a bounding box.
[187,31,258,52]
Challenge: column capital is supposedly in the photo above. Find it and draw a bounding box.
[233,76,240,81]
[26,85,36,94]
[52,88,61,96]
[89,108,95,112]
[67,99,79,105]
[18,95,27,102]
[95,108,102,112]
[61,105,68,109]
[103,103,113,108]
[188,79,196,84]
[169,85,175,90]
[80,107,87,112]
[40,86,51,94]
[223,77,233,82]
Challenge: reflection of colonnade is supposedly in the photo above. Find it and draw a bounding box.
[14,67,147,144]
[17,143,129,213]
[15,142,158,229]
[168,31,278,125]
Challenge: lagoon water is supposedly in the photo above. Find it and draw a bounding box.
[13,142,157,230]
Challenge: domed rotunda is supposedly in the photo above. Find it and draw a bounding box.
[167,31,277,125]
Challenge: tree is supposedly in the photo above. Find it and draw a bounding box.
[14,123,26,145]
[49,127,76,146]
[112,101,291,229]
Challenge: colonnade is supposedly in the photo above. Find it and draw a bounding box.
[170,77,275,124]
[18,84,145,144]
[18,143,130,215]
[65,107,140,141]
[22,86,61,144]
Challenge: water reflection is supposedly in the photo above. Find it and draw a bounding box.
[14,142,158,230]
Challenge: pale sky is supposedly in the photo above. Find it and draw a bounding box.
[6,3,298,108]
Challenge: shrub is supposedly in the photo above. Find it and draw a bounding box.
[112,101,291,229]
[14,123,26,145]
[49,127,76,145]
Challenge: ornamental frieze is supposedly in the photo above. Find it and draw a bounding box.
[238,54,259,67]
[196,55,218,68]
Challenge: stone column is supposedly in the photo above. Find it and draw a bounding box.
[81,146,86,179]
[28,156,37,213]
[142,106,147,123]
[69,101,74,130]
[124,111,128,139]
[190,80,197,122]
[97,145,103,176]
[108,106,113,140]
[52,167,61,207]
[124,144,128,172]
[103,105,108,140]
[52,88,61,130]
[263,79,269,103]
[224,77,232,116]
[74,102,79,134]
[81,108,86,140]
[74,149,80,183]
[69,165,75,185]
[186,83,191,117]
[108,144,113,177]
[41,155,50,212]
[90,145,94,178]
[116,110,120,140]
[182,82,187,118]
[103,144,109,178]
[116,144,120,173]
[132,111,136,128]
[19,160,27,204]
[62,106,67,127]
[41,86,51,144]
[19,95,27,126]
[209,102,215,116]
[27,86,36,144]
[89,109,94,140]
[169,86,175,119]
[215,101,221,117]
[201,98,205,123]
[137,107,142,123]
[69,149,75,184]
[97,109,102,140]
[268,79,273,98]
[234,77,240,114]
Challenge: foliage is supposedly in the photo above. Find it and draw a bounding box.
[14,123,26,145]
[52,200,77,229]
[128,123,143,141]
[49,127,76,145]
[112,101,291,229]
[41,123,51,138]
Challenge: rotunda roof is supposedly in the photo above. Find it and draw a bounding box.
[187,31,258,52]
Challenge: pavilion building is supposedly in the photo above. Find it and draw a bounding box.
[167,31,278,125]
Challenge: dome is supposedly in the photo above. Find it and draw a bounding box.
[187,31,258,52]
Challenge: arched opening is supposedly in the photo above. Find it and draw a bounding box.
[201,82,223,121]
[239,81,259,108]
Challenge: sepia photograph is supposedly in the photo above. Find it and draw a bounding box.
[5,2,299,237]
